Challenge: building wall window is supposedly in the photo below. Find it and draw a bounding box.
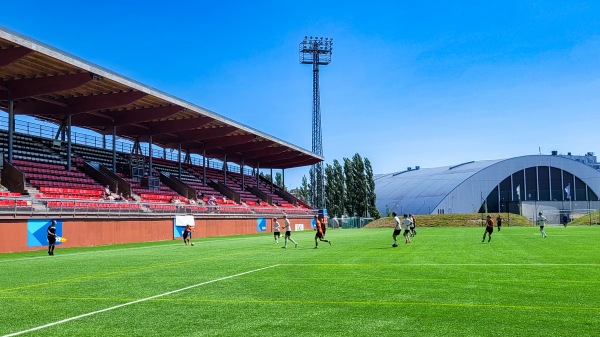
[484,166,597,211]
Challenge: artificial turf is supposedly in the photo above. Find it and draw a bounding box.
[0,226,598,336]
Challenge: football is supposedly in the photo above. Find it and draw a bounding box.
[191,243,195,246]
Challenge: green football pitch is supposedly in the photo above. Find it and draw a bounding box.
[1,226,598,336]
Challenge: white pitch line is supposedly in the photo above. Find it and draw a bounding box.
[1,264,279,337]
[0,236,255,264]
[0,243,181,264]
[281,263,600,267]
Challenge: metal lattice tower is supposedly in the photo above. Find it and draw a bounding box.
[299,36,333,209]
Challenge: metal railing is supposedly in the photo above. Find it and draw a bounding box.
[0,114,256,175]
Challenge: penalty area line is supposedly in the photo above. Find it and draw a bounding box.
[1,264,280,337]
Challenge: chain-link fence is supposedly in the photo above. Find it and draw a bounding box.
[538,209,600,226]
[328,216,374,229]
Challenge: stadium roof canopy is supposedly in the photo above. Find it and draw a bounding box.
[0,26,322,169]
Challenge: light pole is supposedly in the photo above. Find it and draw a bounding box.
[299,36,333,210]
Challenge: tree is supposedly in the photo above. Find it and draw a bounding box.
[325,160,345,217]
[333,159,346,216]
[352,153,367,217]
[325,164,334,213]
[343,157,356,216]
[274,172,284,190]
[295,175,310,204]
[364,158,381,219]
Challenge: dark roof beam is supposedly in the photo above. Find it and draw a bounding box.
[30,96,68,107]
[202,134,256,150]
[0,46,32,67]
[13,90,147,115]
[69,113,113,127]
[113,105,183,125]
[243,146,289,157]
[262,156,320,168]
[220,140,274,153]
[0,72,92,100]
[65,91,148,115]
[144,116,214,135]
[202,141,276,157]
[171,126,237,147]
[254,151,298,162]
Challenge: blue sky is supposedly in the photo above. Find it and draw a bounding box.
[3,1,600,188]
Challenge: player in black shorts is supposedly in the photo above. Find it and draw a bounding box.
[392,212,401,247]
[182,224,193,246]
[47,220,57,255]
[482,215,494,242]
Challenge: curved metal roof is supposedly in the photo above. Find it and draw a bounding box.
[375,155,600,214]
[375,159,502,214]
[0,26,322,169]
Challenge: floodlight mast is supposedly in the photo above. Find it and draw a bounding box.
[299,36,333,209]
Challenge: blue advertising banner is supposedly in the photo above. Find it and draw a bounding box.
[174,215,195,238]
[257,218,266,232]
[28,219,62,247]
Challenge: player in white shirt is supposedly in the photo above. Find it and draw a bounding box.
[273,217,281,244]
[537,212,547,238]
[282,214,298,248]
[402,214,413,244]
[392,212,402,247]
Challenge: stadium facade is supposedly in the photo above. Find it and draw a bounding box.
[375,155,600,221]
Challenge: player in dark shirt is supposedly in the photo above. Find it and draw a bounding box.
[47,220,57,255]
[183,225,194,246]
[482,215,494,242]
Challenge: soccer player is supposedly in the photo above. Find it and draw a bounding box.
[273,217,281,244]
[182,224,194,245]
[537,212,547,238]
[47,220,57,255]
[402,214,413,244]
[496,214,503,232]
[282,214,298,248]
[392,212,401,247]
[409,214,417,237]
[482,215,494,242]
[320,215,327,238]
[314,215,331,248]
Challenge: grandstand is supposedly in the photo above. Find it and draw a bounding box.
[0,26,319,253]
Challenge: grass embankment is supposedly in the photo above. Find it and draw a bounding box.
[366,213,533,228]
[570,209,600,226]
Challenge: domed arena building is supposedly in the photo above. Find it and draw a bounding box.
[375,155,600,222]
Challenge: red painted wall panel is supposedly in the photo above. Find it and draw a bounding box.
[0,217,312,253]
